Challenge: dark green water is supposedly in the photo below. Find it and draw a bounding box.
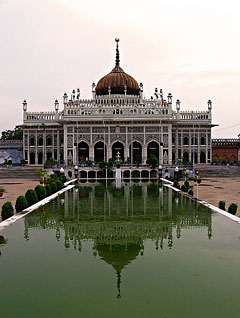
[0,182,240,318]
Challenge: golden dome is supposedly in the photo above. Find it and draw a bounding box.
[95,39,140,96]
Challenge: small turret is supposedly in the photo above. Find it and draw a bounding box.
[23,100,27,121]
[77,88,80,100]
[63,92,68,105]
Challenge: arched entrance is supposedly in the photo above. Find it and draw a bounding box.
[112,141,124,161]
[191,152,198,164]
[129,141,142,164]
[78,141,89,162]
[30,152,35,164]
[183,152,189,163]
[147,141,159,162]
[200,152,206,163]
[94,141,106,162]
[38,152,43,164]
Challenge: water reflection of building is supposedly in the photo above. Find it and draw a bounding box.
[24,184,212,297]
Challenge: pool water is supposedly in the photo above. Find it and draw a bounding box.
[0,182,240,318]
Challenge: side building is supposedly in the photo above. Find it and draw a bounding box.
[22,40,215,166]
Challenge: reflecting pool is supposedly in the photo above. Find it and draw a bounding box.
[0,182,240,318]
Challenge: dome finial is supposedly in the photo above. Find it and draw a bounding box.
[115,38,120,66]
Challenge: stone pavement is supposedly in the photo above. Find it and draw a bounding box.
[189,177,240,217]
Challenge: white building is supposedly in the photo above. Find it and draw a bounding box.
[22,39,214,166]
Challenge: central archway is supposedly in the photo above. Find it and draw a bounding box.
[147,141,159,162]
[112,141,124,161]
[129,141,142,164]
[94,141,107,162]
[78,141,89,162]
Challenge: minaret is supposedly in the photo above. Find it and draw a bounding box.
[22,100,27,121]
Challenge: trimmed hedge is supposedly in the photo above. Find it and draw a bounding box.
[45,184,51,196]
[228,203,238,215]
[35,185,47,201]
[188,189,193,196]
[2,202,14,221]
[49,181,57,194]
[55,179,63,191]
[181,184,187,192]
[25,189,38,207]
[15,196,28,213]
[218,200,226,211]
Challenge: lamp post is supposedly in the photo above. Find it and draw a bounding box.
[74,165,78,180]
[196,170,199,199]
[158,165,162,180]
[174,166,179,181]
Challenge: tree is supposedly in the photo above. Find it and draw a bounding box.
[0,126,23,140]
[146,154,158,169]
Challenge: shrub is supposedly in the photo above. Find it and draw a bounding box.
[188,189,193,196]
[184,180,190,190]
[25,189,38,207]
[45,184,51,196]
[49,181,57,194]
[1,202,14,221]
[59,174,67,183]
[218,200,226,211]
[181,184,187,192]
[50,173,58,180]
[197,178,201,184]
[15,196,28,213]
[173,180,179,188]
[228,203,238,215]
[55,179,63,191]
[35,185,47,201]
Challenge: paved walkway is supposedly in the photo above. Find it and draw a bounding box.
[0,179,40,220]
[188,178,240,217]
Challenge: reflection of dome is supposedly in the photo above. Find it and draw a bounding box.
[97,243,141,273]
[95,39,140,96]
[96,243,142,299]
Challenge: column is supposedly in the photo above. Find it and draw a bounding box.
[168,124,172,165]
[63,125,67,164]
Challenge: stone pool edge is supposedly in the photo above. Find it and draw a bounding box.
[161,178,240,224]
[0,183,75,232]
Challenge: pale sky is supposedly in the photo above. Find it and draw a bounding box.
[0,0,240,138]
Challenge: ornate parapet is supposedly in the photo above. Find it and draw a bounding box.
[24,111,64,123]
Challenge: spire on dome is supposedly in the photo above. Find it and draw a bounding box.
[115,38,120,66]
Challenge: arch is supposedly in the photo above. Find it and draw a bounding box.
[183,136,189,145]
[30,152,35,164]
[200,136,205,145]
[88,170,96,179]
[30,137,35,146]
[191,136,198,145]
[147,141,159,162]
[46,136,52,146]
[47,152,52,161]
[131,170,140,179]
[79,170,87,180]
[183,152,189,163]
[129,141,142,164]
[150,170,158,179]
[191,152,198,164]
[112,141,124,161]
[38,152,43,164]
[123,170,130,179]
[94,141,107,162]
[200,151,206,163]
[38,137,43,146]
[141,170,149,179]
[78,141,89,162]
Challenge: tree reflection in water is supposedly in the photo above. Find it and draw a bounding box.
[24,182,213,298]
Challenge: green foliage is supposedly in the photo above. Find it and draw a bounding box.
[50,173,58,180]
[228,203,238,215]
[25,189,38,207]
[108,158,115,167]
[45,184,51,196]
[1,202,14,221]
[15,196,28,213]
[184,180,190,190]
[0,188,6,193]
[59,174,67,183]
[146,154,158,169]
[197,178,201,184]
[188,189,193,196]
[45,158,58,165]
[218,200,226,211]
[55,179,63,191]
[49,181,57,194]
[181,184,188,192]
[35,185,47,201]
[36,169,48,179]
[99,161,108,170]
[173,180,179,189]
[20,159,27,165]
[0,126,23,140]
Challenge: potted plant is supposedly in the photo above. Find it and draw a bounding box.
[116,161,121,168]
[36,169,48,184]
[146,154,158,169]
[0,188,6,198]
[20,159,27,166]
